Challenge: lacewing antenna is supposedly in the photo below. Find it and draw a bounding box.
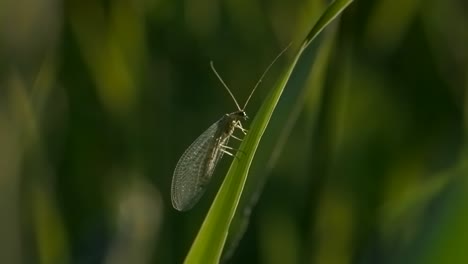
[210,42,291,111]
[243,43,291,109]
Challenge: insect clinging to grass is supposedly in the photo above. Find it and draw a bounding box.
[171,46,289,211]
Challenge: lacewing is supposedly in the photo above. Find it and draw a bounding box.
[171,47,289,211]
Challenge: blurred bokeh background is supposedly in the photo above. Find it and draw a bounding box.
[1,0,467,263]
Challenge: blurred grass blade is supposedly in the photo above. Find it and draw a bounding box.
[184,0,354,263]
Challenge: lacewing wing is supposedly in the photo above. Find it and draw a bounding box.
[171,46,289,211]
[171,111,247,211]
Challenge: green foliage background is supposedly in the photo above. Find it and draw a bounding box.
[0,0,467,263]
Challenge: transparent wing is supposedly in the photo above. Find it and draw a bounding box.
[171,118,227,211]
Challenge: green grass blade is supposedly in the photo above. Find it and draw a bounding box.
[223,22,340,260]
[184,0,354,263]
